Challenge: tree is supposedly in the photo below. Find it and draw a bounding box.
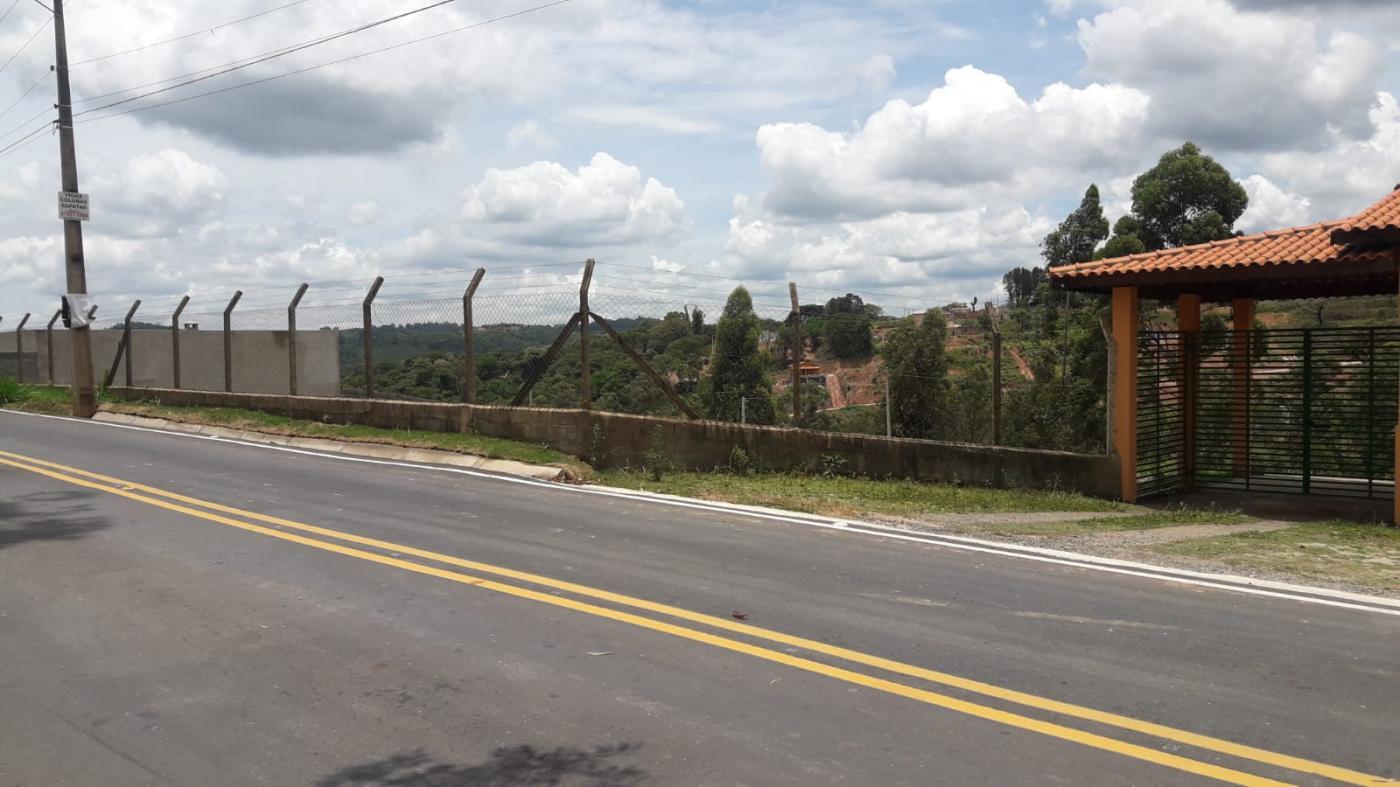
[645,312,691,353]
[1104,142,1248,253]
[701,287,776,423]
[1098,216,1148,259]
[1042,184,1110,267]
[882,310,951,439]
[824,293,865,315]
[690,308,705,335]
[1002,267,1046,307]
[823,312,873,359]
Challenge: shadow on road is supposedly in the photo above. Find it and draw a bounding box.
[314,744,647,787]
[0,490,112,550]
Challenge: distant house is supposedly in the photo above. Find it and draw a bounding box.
[942,302,977,322]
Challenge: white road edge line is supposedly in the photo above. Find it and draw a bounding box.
[6,408,1400,618]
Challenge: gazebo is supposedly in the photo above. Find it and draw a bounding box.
[1051,187,1400,520]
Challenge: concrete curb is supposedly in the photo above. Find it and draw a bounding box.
[92,411,566,481]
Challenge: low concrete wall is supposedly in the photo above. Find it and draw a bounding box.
[0,329,340,396]
[0,351,38,380]
[106,387,1122,498]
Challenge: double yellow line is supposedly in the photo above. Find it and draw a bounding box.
[0,447,1391,786]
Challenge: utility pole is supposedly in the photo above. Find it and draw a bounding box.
[53,0,97,417]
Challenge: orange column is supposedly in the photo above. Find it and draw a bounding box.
[1178,295,1201,488]
[1177,294,1202,332]
[1113,286,1139,502]
[1231,298,1255,480]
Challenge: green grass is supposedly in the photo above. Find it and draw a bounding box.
[0,382,79,414]
[101,399,588,475]
[1150,521,1400,593]
[594,469,1126,517]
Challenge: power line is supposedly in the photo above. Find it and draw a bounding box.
[0,0,21,30]
[70,0,316,67]
[0,119,50,159]
[71,1,456,105]
[0,14,50,77]
[0,103,52,143]
[0,68,48,122]
[72,0,462,118]
[76,0,574,124]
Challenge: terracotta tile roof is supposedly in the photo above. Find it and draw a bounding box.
[1052,187,1400,289]
[1333,186,1400,239]
[1051,221,1362,280]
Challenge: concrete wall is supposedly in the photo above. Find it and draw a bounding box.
[0,329,340,396]
[105,387,1122,498]
[0,352,38,380]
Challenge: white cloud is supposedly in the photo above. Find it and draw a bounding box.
[349,200,381,227]
[559,105,722,135]
[1,0,1397,318]
[0,237,59,309]
[1248,91,1400,220]
[462,152,689,248]
[858,54,897,91]
[718,197,1051,302]
[1077,0,1383,150]
[1237,175,1313,232]
[505,121,557,152]
[88,149,227,239]
[755,66,1149,221]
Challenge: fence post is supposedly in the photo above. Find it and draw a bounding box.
[223,290,242,392]
[579,259,595,410]
[287,283,308,396]
[741,396,746,425]
[789,282,801,425]
[992,326,1003,445]
[462,268,485,403]
[170,295,189,389]
[884,373,892,438]
[15,313,30,383]
[46,309,60,383]
[122,300,140,388]
[1302,329,1312,495]
[362,276,384,398]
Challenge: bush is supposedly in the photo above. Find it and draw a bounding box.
[819,454,849,477]
[644,425,673,481]
[0,377,23,405]
[728,445,753,475]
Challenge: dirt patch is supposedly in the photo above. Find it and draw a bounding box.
[1050,520,1296,549]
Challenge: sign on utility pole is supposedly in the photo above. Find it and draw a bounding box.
[57,191,89,221]
[52,0,98,417]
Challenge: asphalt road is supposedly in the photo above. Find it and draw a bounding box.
[1,410,1397,786]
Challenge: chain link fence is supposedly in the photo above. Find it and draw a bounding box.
[5,259,1111,453]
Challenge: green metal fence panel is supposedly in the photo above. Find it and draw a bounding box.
[1193,327,1398,500]
[1136,330,1188,497]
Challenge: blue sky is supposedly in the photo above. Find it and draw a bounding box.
[1,0,1399,320]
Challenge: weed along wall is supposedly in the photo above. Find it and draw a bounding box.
[104,387,1121,498]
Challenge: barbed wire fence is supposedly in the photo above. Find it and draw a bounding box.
[4,258,1105,451]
